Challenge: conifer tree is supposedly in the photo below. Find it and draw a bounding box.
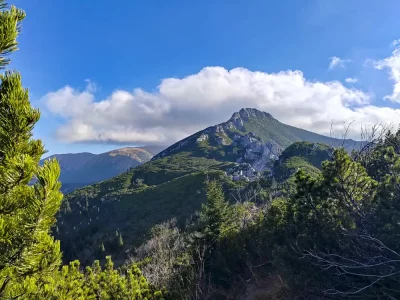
[0,1,63,296]
[291,148,377,240]
[100,242,105,253]
[85,193,89,212]
[118,235,124,247]
[200,180,228,243]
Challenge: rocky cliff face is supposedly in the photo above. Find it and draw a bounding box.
[152,107,360,182]
[153,108,282,181]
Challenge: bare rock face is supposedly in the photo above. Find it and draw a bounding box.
[227,111,245,131]
[215,125,225,133]
[215,135,227,145]
[153,108,284,181]
[239,133,262,149]
[153,109,282,181]
[196,133,209,143]
[244,149,259,161]
[226,129,283,180]
[236,132,281,173]
[229,162,260,182]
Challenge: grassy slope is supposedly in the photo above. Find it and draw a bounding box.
[244,115,360,150]
[56,142,331,265]
[56,153,235,265]
[274,141,332,183]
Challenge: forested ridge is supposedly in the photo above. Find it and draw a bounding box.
[1,1,400,299]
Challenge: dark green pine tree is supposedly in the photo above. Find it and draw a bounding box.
[85,192,89,211]
[0,1,63,297]
[63,198,72,213]
[370,133,400,251]
[286,148,377,257]
[118,235,124,247]
[320,148,377,220]
[200,180,229,243]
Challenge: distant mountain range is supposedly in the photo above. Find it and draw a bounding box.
[55,108,362,264]
[40,146,165,193]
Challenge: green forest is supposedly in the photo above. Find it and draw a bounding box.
[1,1,400,299]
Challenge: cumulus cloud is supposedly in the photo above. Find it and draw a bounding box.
[42,66,400,146]
[391,39,400,48]
[329,56,352,69]
[45,85,94,118]
[345,77,358,83]
[373,40,400,102]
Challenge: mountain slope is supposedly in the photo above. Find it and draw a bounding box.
[140,145,166,156]
[55,108,361,264]
[154,108,359,170]
[42,147,156,193]
[56,153,234,264]
[274,141,332,182]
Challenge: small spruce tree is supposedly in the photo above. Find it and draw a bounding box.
[85,193,89,211]
[200,180,229,243]
[118,235,124,247]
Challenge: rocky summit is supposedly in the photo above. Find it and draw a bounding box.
[153,108,358,182]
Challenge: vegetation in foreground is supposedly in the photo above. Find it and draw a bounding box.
[1,0,400,299]
[0,1,163,298]
[56,141,332,266]
[128,129,400,299]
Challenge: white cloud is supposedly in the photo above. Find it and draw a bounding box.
[345,77,358,83]
[392,39,400,48]
[329,56,352,69]
[42,67,400,146]
[373,40,400,102]
[45,84,94,118]
[84,79,97,93]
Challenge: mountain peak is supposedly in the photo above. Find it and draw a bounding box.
[39,147,155,193]
[106,147,150,157]
[153,107,361,163]
[231,108,275,122]
[104,147,153,163]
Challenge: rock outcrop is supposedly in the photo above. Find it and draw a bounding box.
[153,109,282,181]
[152,107,358,182]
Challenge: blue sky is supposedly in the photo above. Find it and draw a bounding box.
[10,0,400,156]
